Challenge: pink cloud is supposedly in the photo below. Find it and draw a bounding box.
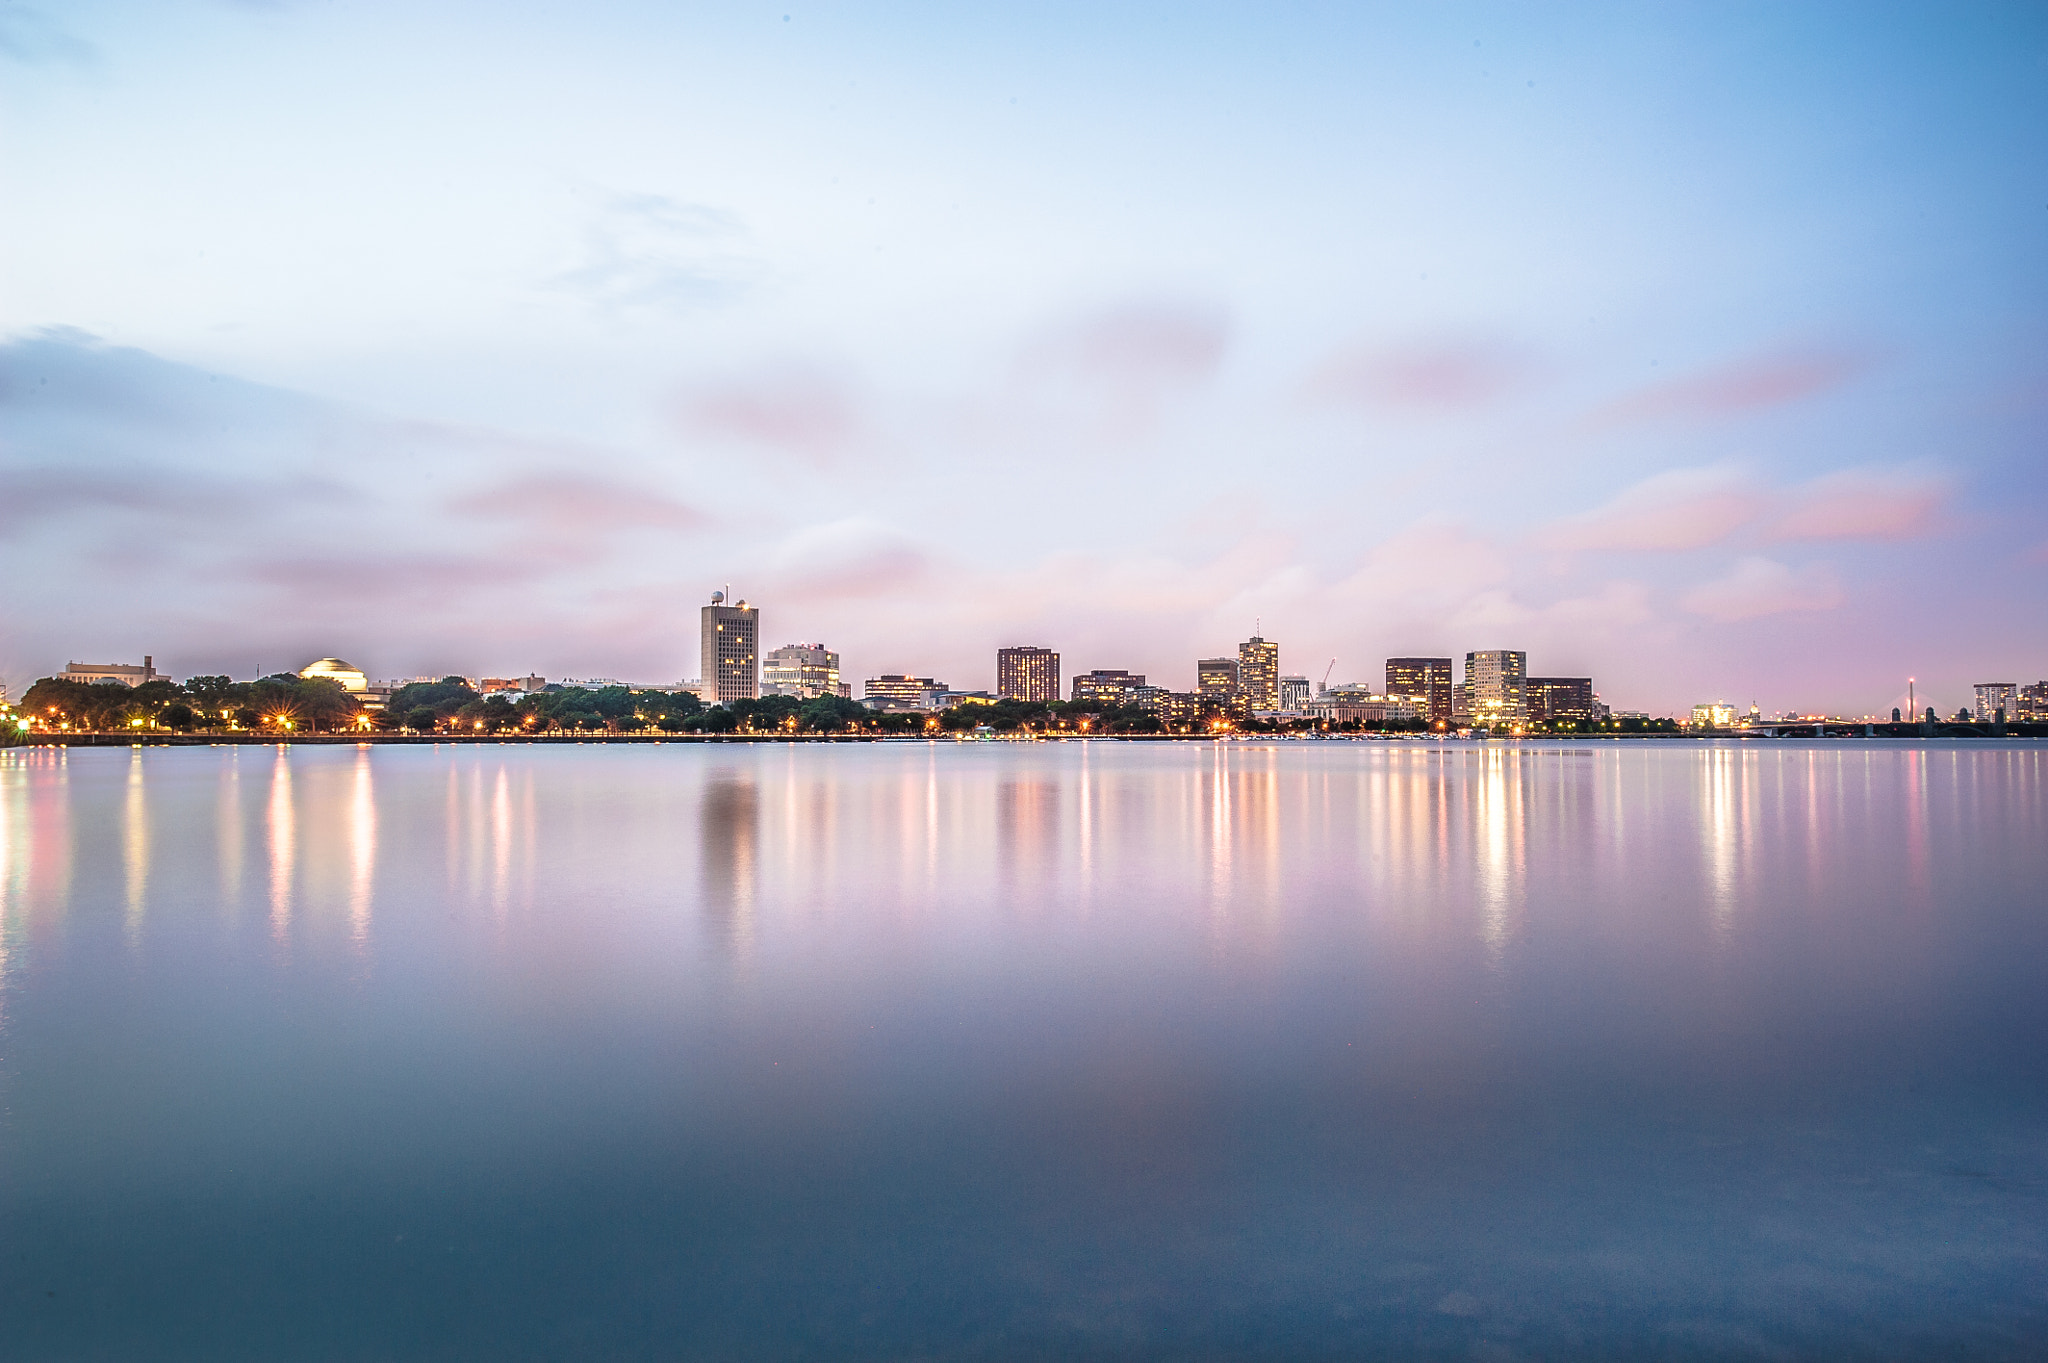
[1334,523,1508,606]
[678,365,858,465]
[1534,466,1766,552]
[449,474,707,536]
[1483,579,1656,633]
[1306,339,1531,412]
[1591,350,1871,426]
[766,518,929,600]
[1766,467,1945,541]
[1046,302,1229,387]
[1680,557,1842,623]
[1011,301,1230,442]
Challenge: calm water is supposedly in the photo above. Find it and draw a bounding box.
[1,739,2044,1360]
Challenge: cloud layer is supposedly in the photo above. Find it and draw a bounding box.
[0,325,2012,715]
[1536,464,1947,555]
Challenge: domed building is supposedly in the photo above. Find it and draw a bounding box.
[299,658,368,693]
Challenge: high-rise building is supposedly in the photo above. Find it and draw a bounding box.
[699,591,760,703]
[2019,681,2048,720]
[1385,657,1454,724]
[1527,676,1597,724]
[1462,650,1527,723]
[1238,636,1279,711]
[1134,687,1201,729]
[1278,675,1311,712]
[1974,682,2018,722]
[1071,669,1145,706]
[763,643,845,699]
[996,647,1060,703]
[1197,657,1240,700]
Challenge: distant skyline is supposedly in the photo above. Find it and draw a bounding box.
[4,2,2045,715]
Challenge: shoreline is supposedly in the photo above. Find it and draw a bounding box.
[8,730,2042,748]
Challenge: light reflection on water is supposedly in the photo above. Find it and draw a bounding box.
[267,744,294,942]
[0,739,2043,1360]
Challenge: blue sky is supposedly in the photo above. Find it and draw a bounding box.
[3,1,2044,713]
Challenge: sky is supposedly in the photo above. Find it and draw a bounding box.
[2,0,2045,715]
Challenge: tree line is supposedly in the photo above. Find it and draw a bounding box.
[14,672,1672,737]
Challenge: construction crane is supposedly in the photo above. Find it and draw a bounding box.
[1320,659,1336,694]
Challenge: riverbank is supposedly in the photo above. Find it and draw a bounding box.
[10,728,2044,748]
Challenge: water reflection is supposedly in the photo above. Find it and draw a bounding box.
[996,775,1060,902]
[349,747,376,944]
[124,748,149,932]
[0,741,2043,1359]
[1206,744,1231,916]
[490,765,512,917]
[0,757,23,1021]
[268,746,295,941]
[1475,746,1522,969]
[218,750,243,908]
[700,767,758,952]
[1703,746,1738,941]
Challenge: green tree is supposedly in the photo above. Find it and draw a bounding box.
[798,694,870,732]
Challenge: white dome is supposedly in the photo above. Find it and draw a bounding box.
[299,658,368,692]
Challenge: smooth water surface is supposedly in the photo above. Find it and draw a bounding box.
[1,740,2044,1359]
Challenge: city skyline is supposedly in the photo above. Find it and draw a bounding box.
[4,4,2045,715]
[24,621,2045,724]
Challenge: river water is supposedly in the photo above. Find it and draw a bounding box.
[1,739,2043,1359]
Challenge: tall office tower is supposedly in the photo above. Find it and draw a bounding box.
[1238,636,1279,711]
[1527,676,1596,724]
[997,646,1060,703]
[762,643,843,699]
[2019,681,2048,720]
[1197,657,1241,700]
[1385,657,1454,723]
[1974,682,2018,721]
[699,591,760,703]
[1278,675,1311,711]
[1071,669,1146,706]
[1463,649,1528,722]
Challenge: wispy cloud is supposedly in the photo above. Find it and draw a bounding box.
[1588,349,1872,427]
[1535,465,1765,553]
[766,518,929,600]
[1681,556,1841,622]
[1766,467,1945,541]
[1536,463,1948,554]
[677,364,860,466]
[1305,338,1532,413]
[0,466,351,535]
[450,474,708,536]
[1011,300,1230,441]
[549,191,759,313]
